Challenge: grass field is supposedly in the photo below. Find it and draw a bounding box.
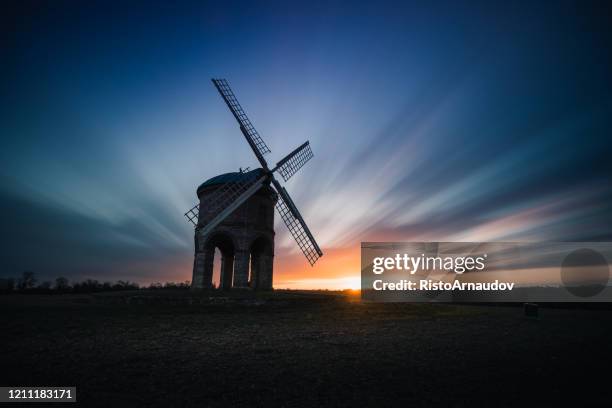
[1,290,611,407]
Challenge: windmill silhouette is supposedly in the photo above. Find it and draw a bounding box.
[185,79,322,289]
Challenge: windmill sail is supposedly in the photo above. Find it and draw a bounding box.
[188,78,323,267]
[274,141,314,182]
[212,79,271,168]
[184,203,199,227]
[272,179,323,265]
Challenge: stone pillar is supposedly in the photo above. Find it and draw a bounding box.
[220,254,234,290]
[191,246,214,289]
[249,255,259,288]
[233,250,250,288]
[258,254,274,290]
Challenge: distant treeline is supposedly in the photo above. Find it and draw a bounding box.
[0,271,191,294]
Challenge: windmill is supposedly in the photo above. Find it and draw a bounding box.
[184,79,322,289]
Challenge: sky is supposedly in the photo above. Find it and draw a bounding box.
[1,0,612,289]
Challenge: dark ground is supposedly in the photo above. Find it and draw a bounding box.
[1,290,611,407]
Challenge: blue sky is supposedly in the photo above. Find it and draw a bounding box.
[1,1,611,286]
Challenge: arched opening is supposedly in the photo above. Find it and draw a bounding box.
[249,236,273,289]
[204,233,235,289]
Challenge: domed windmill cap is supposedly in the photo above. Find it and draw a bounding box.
[197,168,265,196]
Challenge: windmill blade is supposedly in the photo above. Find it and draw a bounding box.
[184,203,199,227]
[271,178,323,266]
[197,175,268,236]
[273,141,314,182]
[211,78,271,169]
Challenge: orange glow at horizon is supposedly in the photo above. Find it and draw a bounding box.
[273,245,361,290]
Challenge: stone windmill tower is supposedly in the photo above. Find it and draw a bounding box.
[185,79,323,290]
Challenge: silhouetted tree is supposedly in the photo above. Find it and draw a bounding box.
[18,271,36,291]
[73,279,101,293]
[55,277,70,292]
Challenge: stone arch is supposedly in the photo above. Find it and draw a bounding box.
[249,235,274,290]
[202,232,236,289]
